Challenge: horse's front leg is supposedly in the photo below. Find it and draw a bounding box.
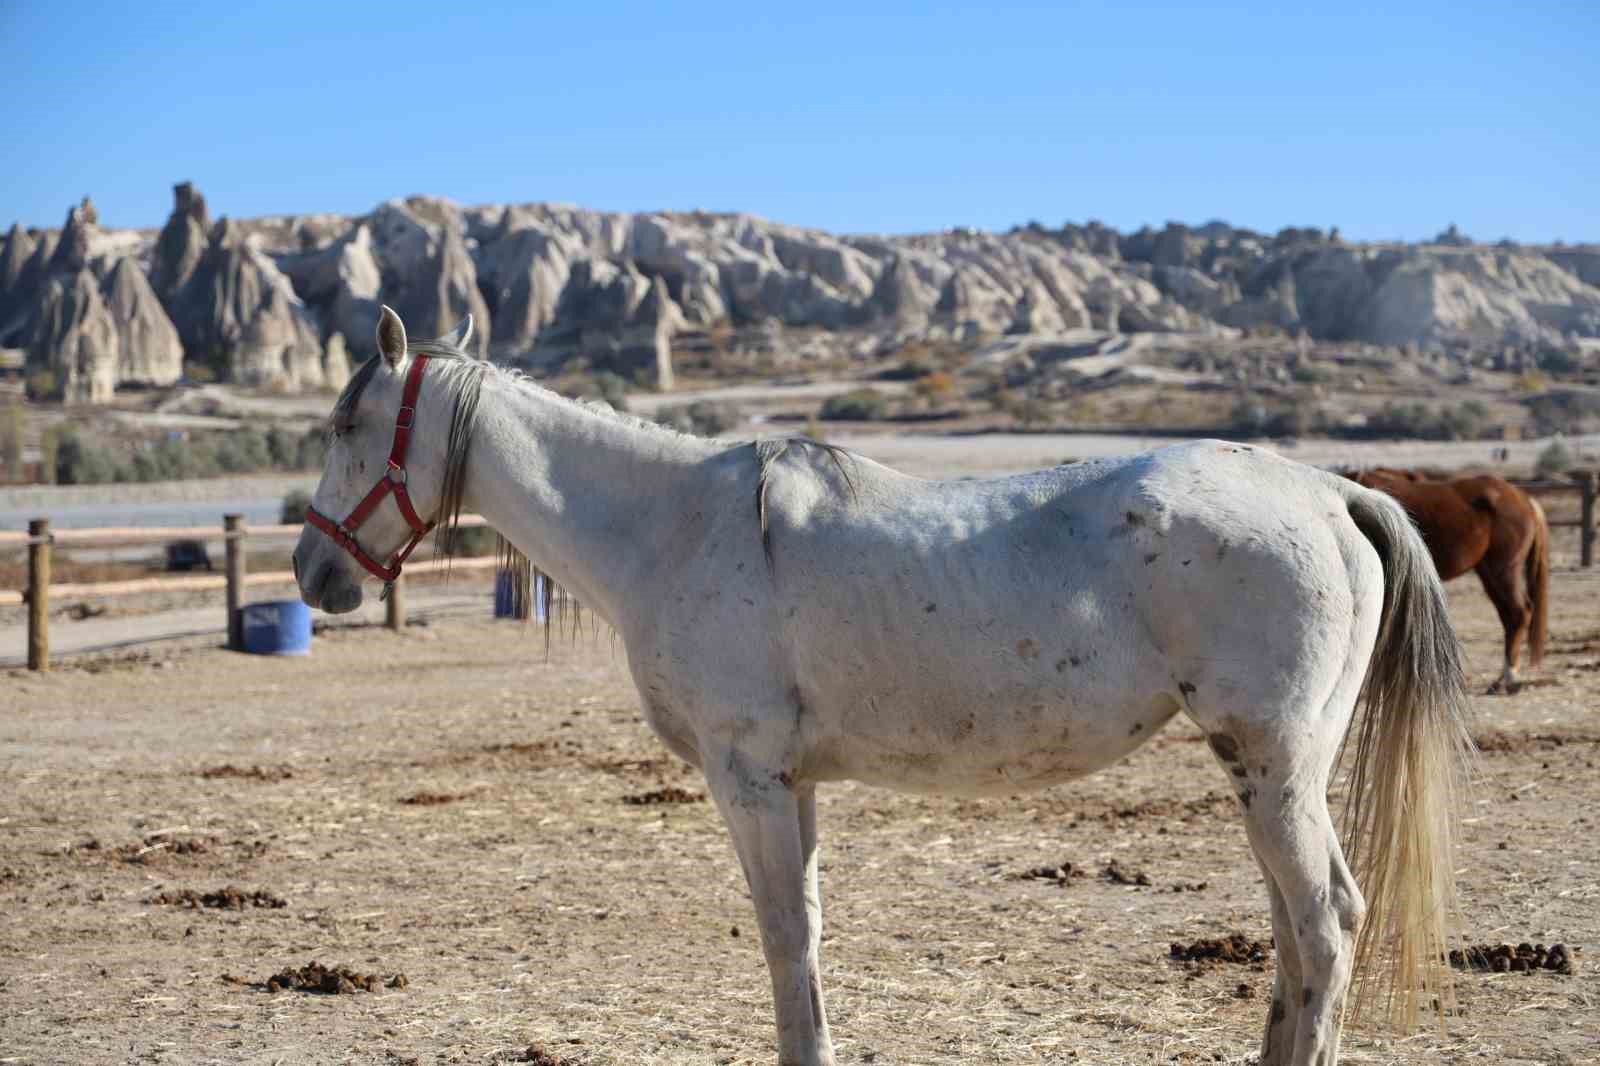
[704,746,834,1066]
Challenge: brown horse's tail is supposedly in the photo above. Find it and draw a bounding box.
[1527,496,1549,668]
[1341,488,1476,1028]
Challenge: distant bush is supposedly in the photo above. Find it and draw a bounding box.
[1366,401,1485,441]
[913,371,958,404]
[14,419,340,486]
[1231,396,1323,438]
[214,428,273,473]
[593,372,630,411]
[1,402,22,481]
[1539,348,1581,375]
[1535,439,1574,477]
[37,425,60,484]
[52,428,120,485]
[181,361,216,384]
[280,489,313,525]
[435,523,498,557]
[658,401,741,437]
[819,388,889,422]
[1524,389,1600,436]
[266,426,301,468]
[26,370,58,402]
[295,428,329,470]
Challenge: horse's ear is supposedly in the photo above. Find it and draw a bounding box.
[439,314,474,351]
[376,305,408,368]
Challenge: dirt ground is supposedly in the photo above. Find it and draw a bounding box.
[2,558,1598,1064]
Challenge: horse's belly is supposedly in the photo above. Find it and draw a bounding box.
[807,682,1181,797]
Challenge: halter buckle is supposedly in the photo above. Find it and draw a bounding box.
[386,462,407,484]
[395,405,416,429]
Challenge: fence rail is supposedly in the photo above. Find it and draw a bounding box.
[7,512,494,670]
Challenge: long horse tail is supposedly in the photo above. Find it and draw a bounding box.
[1341,488,1476,1028]
[1526,495,1550,668]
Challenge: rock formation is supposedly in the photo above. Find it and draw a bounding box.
[0,224,37,329]
[102,258,184,386]
[370,199,491,355]
[31,269,120,403]
[177,219,326,388]
[149,181,211,302]
[5,185,1599,400]
[278,224,382,356]
[6,200,183,401]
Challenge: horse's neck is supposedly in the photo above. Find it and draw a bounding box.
[461,382,719,627]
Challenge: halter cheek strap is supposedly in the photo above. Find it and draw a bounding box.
[305,354,434,592]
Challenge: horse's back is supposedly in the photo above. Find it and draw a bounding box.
[751,440,1381,793]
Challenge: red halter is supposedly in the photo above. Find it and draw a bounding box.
[305,354,434,592]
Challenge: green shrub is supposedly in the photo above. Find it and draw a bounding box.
[53,429,120,485]
[1367,401,1484,441]
[266,426,301,468]
[295,428,329,470]
[1,402,22,481]
[658,401,741,436]
[1535,439,1574,477]
[37,425,60,484]
[818,388,889,422]
[214,428,273,473]
[26,370,58,402]
[594,372,630,412]
[280,489,313,524]
[435,524,498,556]
[181,361,216,384]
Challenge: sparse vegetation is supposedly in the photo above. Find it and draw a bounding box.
[657,401,741,437]
[1524,389,1600,436]
[913,371,958,405]
[1365,400,1486,441]
[280,490,313,524]
[181,360,217,384]
[1,402,22,481]
[819,388,890,422]
[26,370,58,401]
[24,425,333,486]
[594,372,630,411]
[1535,439,1574,477]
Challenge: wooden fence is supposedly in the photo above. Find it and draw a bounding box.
[1514,472,1597,566]
[1,513,495,671]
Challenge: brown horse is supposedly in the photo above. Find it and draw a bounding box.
[1351,468,1549,692]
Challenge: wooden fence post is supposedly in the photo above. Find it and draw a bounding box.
[386,574,406,631]
[224,514,245,650]
[27,518,49,671]
[1576,471,1597,569]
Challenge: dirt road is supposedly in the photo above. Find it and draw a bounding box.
[1,571,1596,1064]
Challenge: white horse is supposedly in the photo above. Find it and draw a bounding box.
[294,307,1474,1066]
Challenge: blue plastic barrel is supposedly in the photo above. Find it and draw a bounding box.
[495,571,547,622]
[239,600,313,656]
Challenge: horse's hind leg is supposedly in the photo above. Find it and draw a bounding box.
[1256,864,1304,1065]
[703,745,834,1066]
[1204,712,1365,1066]
[1476,561,1530,694]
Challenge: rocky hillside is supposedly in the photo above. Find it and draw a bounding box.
[1,184,1596,401]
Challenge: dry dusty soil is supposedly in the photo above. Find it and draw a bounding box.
[2,565,1598,1064]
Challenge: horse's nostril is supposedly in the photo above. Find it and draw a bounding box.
[292,554,300,582]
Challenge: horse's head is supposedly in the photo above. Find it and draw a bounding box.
[293,305,473,613]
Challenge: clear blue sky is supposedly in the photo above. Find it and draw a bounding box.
[3,1,1594,242]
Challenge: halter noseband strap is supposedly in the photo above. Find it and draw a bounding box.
[305,354,434,592]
